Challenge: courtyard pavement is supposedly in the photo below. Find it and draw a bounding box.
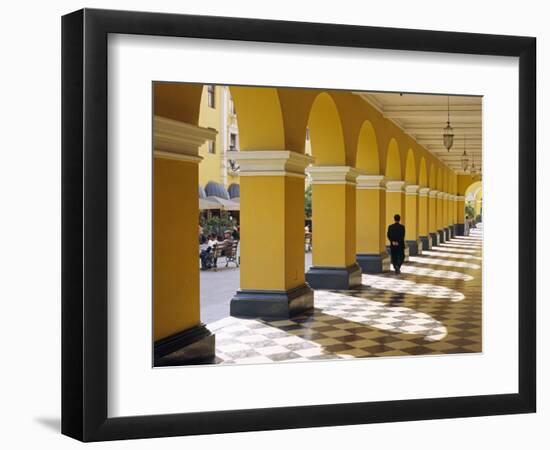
[198,225,483,364]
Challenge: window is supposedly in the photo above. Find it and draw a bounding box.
[208,140,216,154]
[229,96,236,115]
[229,133,237,151]
[207,85,216,108]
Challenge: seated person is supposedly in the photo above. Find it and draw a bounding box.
[199,234,217,270]
[220,230,234,256]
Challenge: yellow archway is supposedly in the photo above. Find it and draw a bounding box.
[356,120,379,174]
[229,86,286,150]
[419,157,428,187]
[385,138,402,180]
[307,93,347,165]
[404,149,416,184]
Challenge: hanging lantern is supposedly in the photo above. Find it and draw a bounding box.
[443,96,454,151]
[461,135,469,171]
[461,151,469,171]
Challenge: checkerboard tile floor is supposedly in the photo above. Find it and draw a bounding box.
[205,226,483,364]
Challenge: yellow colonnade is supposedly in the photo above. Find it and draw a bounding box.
[404,184,422,255]
[306,166,362,289]
[230,151,314,318]
[356,175,390,273]
[418,187,431,250]
[153,116,216,366]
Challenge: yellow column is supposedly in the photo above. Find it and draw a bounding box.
[418,187,431,250]
[437,191,446,243]
[456,195,466,235]
[230,151,314,318]
[153,116,216,366]
[405,184,421,255]
[443,193,451,240]
[306,166,362,289]
[356,175,390,273]
[428,189,439,246]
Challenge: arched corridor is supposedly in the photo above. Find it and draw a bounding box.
[152,83,484,366]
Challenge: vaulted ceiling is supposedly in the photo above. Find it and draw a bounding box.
[355,92,482,174]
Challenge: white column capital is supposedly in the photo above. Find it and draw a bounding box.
[418,187,430,197]
[306,166,359,185]
[429,189,439,198]
[456,195,465,201]
[405,184,419,195]
[231,150,314,177]
[356,175,386,190]
[153,115,213,162]
[437,192,446,199]
[385,180,406,193]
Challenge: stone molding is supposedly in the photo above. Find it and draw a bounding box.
[230,150,313,178]
[306,166,359,185]
[356,175,386,190]
[405,184,419,195]
[429,189,439,198]
[154,115,216,158]
[418,187,430,197]
[385,180,406,193]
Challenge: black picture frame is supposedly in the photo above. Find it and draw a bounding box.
[61,8,536,442]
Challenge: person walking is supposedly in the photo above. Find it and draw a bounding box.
[387,214,406,274]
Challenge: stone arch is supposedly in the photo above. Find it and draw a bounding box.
[384,138,402,180]
[429,163,437,189]
[154,82,204,125]
[437,167,444,191]
[307,92,346,165]
[419,157,428,187]
[355,120,380,174]
[465,180,482,200]
[404,149,417,184]
[228,86,286,151]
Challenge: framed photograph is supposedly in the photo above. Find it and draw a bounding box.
[61,8,536,442]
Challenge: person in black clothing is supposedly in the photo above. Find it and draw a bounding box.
[387,214,406,274]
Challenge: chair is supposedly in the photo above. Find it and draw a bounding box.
[211,241,239,270]
[305,232,312,252]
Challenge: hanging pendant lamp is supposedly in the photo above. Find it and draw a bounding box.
[443,96,454,151]
[461,135,469,172]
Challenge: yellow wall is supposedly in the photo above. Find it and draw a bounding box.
[356,188,385,253]
[405,193,418,240]
[198,86,222,186]
[313,183,356,267]
[418,193,428,236]
[240,176,305,291]
[154,157,201,341]
[429,194,437,232]
[386,191,404,231]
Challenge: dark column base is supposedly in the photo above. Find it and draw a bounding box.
[455,223,465,236]
[430,232,439,247]
[438,229,445,243]
[306,263,362,290]
[357,252,391,273]
[420,235,432,251]
[230,283,313,319]
[443,228,450,241]
[448,226,454,239]
[154,323,215,367]
[406,239,422,256]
